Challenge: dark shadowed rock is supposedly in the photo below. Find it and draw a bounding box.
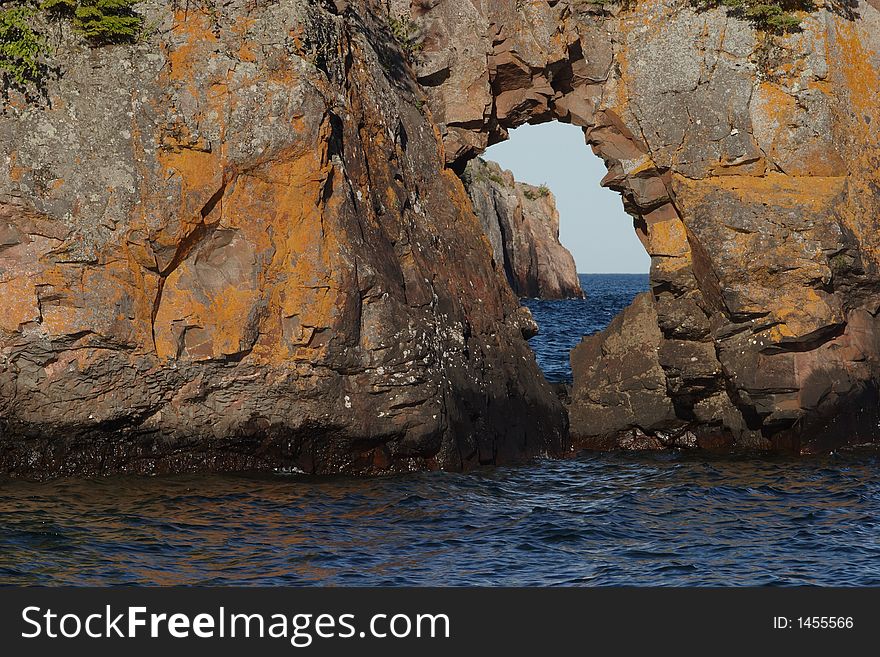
[463,158,583,300]
[569,293,678,448]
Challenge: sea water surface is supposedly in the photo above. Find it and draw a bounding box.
[2,274,880,586]
[523,274,650,382]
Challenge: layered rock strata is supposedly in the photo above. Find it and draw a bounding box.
[409,0,880,452]
[463,158,583,299]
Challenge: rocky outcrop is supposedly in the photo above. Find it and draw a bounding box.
[569,293,677,450]
[463,158,583,299]
[4,0,880,479]
[0,0,567,478]
[409,0,880,452]
[570,292,752,450]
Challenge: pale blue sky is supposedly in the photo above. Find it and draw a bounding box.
[485,122,650,274]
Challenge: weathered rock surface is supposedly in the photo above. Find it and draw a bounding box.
[463,158,583,299]
[570,293,676,448]
[409,0,880,452]
[4,0,880,478]
[0,0,567,478]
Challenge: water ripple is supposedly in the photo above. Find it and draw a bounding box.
[2,450,880,586]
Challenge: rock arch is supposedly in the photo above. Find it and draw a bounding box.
[412,0,880,451]
[2,0,880,478]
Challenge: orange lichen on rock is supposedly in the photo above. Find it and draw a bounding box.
[832,21,880,129]
[253,144,344,364]
[827,18,880,269]
[677,173,846,211]
[0,277,40,333]
[636,205,690,259]
[152,120,341,363]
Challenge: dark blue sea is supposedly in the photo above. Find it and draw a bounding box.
[523,274,650,382]
[2,274,880,586]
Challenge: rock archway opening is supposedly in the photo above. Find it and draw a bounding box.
[462,120,651,383]
[485,122,650,277]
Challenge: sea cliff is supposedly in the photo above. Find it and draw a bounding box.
[2,0,880,477]
[463,158,583,300]
[0,0,566,477]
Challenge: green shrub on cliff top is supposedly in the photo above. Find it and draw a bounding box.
[0,0,141,94]
[43,0,142,43]
[692,0,812,33]
[523,184,551,201]
[38,0,74,10]
[0,4,42,89]
[580,0,810,32]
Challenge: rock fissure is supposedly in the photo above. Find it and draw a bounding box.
[148,178,229,356]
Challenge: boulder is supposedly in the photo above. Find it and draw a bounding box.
[569,293,678,448]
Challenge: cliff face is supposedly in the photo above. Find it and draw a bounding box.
[4,0,880,478]
[0,0,567,477]
[463,158,583,299]
[411,0,880,451]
